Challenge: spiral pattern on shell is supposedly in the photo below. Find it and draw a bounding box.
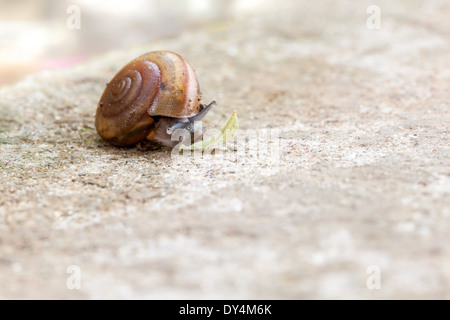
[95,51,202,147]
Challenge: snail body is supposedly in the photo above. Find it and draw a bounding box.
[95,51,215,147]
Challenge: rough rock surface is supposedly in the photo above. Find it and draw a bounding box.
[0,0,449,299]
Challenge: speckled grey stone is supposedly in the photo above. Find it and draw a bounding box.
[0,0,449,299]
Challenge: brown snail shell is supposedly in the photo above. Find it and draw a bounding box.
[95,51,211,147]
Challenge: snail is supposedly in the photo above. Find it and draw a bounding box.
[95,51,215,148]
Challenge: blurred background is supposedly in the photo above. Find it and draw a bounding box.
[0,0,270,86]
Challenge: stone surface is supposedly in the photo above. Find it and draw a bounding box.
[0,0,449,299]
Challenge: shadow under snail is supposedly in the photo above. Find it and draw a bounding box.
[95,51,216,148]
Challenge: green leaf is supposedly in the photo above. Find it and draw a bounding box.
[180,110,239,151]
